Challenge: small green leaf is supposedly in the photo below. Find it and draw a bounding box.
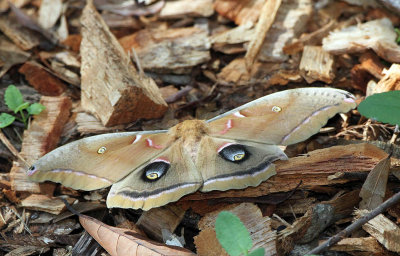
[248,248,265,256]
[4,85,24,111]
[14,102,30,113]
[215,211,252,256]
[395,28,400,44]
[0,113,16,128]
[358,91,400,126]
[27,103,45,115]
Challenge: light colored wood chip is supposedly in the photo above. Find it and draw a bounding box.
[258,0,312,62]
[38,0,63,29]
[11,96,72,193]
[330,237,390,255]
[245,0,282,68]
[373,64,400,94]
[323,18,400,63]
[160,0,214,19]
[20,194,74,215]
[80,0,167,127]
[299,45,335,84]
[357,209,400,253]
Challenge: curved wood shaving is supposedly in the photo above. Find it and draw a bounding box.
[79,214,194,256]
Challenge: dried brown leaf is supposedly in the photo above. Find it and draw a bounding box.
[79,214,194,256]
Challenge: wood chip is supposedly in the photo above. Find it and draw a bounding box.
[18,61,66,96]
[80,0,167,127]
[20,194,74,215]
[160,0,214,19]
[194,203,277,256]
[11,96,71,193]
[245,0,282,68]
[258,0,312,62]
[119,27,211,74]
[38,0,63,29]
[372,63,400,94]
[0,14,40,50]
[323,18,400,63]
[136,204,186,242]
[214,0,264,25]
[330,237,391,255]
[0,35,30,78]
[299,45,335,84]
[357,209,400,253]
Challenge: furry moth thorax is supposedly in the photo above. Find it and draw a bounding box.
[28,88,356,210]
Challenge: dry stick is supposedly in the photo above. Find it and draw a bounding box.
[306,190,400,255]
[245,0,282,70]
[0,129,30,167]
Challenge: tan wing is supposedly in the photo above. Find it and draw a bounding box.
[207,88,356,145]
[27,130,172,190]
[196,136,287,192]
[107,141,203,210]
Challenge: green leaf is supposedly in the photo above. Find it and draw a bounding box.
[358,91,400,126]
[215,211,252,256]
[395,28,400,44]
[4,85,24,112]
[14,102,30,113]
[27,103,45,115]
[248,248,265,256]
[0,113,16,128]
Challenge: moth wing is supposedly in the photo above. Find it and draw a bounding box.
[28,130,171,191]
[107,141,203,210]
[196,136,287,192]
[207,87,356,145]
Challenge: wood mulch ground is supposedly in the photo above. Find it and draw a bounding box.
[1,0,400,255]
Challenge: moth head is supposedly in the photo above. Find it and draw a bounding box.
[142,159,170,182]
[218,143,249,163]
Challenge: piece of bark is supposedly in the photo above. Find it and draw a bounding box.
[299,45,335,84]
[119,27,211,74]
[213,0,264,25]
[136,204,186,242]
[0,35,30,78]
[357,209,400,253]
[372,64,400,94]
[245,0,282,68]
[275,197,316,217]
[0,14,40,50]
[80,0,167,127]
[61,34,82,53]
[329,237,394,256]
[20,194,74,215]
[10,96,71,193]
[182,143,387,201]
[18,61,66,96]
[159,0,213,19]
[323,18,400,63]
[258,0,312,62]
[351,51,385,92]
[195,203,277,256]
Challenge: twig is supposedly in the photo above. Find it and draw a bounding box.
[306,190,400,255]
[0,129,30,168]
[389,124,399,144]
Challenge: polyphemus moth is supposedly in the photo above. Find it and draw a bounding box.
[27,88,356,210]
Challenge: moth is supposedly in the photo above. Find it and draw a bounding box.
[27,88,356,210]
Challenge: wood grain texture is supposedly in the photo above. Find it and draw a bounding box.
[80,0,167,127]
